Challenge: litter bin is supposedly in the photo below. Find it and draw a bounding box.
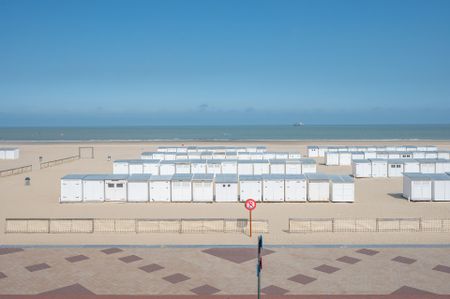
[25,177,31,186]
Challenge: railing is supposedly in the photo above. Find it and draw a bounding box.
[0,165,32,177]
[5,218,269,234]
[288,218,450,233]
[40,155,80,169]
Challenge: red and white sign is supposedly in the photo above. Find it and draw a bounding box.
[245,199,256,211]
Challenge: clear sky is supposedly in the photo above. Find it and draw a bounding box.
[0,0,449,126]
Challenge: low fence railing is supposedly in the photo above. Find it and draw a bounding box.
[5,218,269,234]
[288,218,450,233]
[0,165,32,177]
[40,155,80,169]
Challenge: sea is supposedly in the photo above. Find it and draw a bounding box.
[0,125,449,141]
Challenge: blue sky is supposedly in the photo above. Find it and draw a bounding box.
[0,0,449,125]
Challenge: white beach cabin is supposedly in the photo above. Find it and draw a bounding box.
[352,159,372,178]
[159,161,176,175]
[284,174,307,202]
[149,175,172,202]
[351,152,365,160]
[239,175,262,202]
[0,148,19,160]
[127,174,151,202]
[128,160,144,175]
[262,174,285,202]
[387,160,405,177]
[191,159,207,174]
[60,174,85,203]
[403,159,420,173]
[370,159,388,177]
[104,174,128,202]
[82,175,106,202]
[221,160,238,174]
[175,160,191,174]
[403,173,432,202]
[171,173,193,202]
[429,173,450,202]
[285,160,302,174]
[215,174,239,202]
[300,159,317,174]
[325,152,339,166]
[238,160,254,175]
[435,159,450,173]
[113,160,129,174]
[308,146,319,157]
[253,160,270,175]
[269,160,286,174]
[142,160,160,175]
[192,174,214,202]
[330,175,355,203]
[206,160,222,175]
[339,152,352,165]
[418,159,436,174]
[306,173,330,202]
[364,151,377,159]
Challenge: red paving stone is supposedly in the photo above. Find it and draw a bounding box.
[190,284,221,295]
[139,263,164,273]
[0,272,7,279]
[202,247,274,264]
[261,285,289,295]
[432,264,450,274]
[355,248,379,256]
[118,255,142,263]
[314,264,340,274]
[25,263,50,272]
[288,273,317,285]
[336,256,361,264]
[163,273,190,284]
[101,248,123,255]
[391,285,435,295]
[65,255,89,263]
[392,256,416,265]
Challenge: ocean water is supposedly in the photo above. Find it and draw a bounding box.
[0,125,449,141]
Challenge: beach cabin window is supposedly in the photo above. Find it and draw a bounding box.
[117,183,124,188]
[108,183,114,188]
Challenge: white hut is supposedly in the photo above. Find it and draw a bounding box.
[192,174,214,202]
[285,160,302,174]
[437,151,450,160]
[352,159,371,178]
[104,174,128,202]
[348,146,358,152]
[284,174,307,202]
[215,174,239,202]
[387,152,401,159]
[128,160,144,175]
[435,159,450,173]
[213,152,226,160]
[171,174,193,202]
[330,175,355,203]
[429,174,450,201]
[425,152,438,159]
[221,160,238,174]
[418,159,436,174]
[0,148,19,160]
[127,174,151,202]
[60,174,85,203]
[396,146,407,152]
[188,152,201,160]
[176,153,188,160]
[206,160,222,174]
[176,147,188,153]
[306,173,330,202]
[142,160,160,175]
[364,151,377,159]
[159,161,176,175]
[225,152,238,160]
[256,146,267,153]
[403,173,432,201]
[387,160,404,177]
[399,152,413,159]
[239,175,262,202]
[253,160,270,175]
[403,159,420,173]
[426,145,438,151]
[386,146,396,152]
[376,152,389,159]
[141,152,155,159]
[175,160,191,174]
[367,146,377,152]
[149,175,172,202]
[269,160,286,174]
[238,152,252,160]
[275,152,289,160]
[318,146,328,157]
[351,152,365,160]
[164,152,177,160]
[413,151,426,159]
[325,152,339,166]
[191,159,207,174]
[288,152,302,159]
[113,160,129,174]
[339,152,352,165]
[82,175,106,202]
[238,160,254,175]
[406,146,417,152]
[370,159,388,177]
[262,174,285,202]
[300,159,317,174]
[416,146,427,152]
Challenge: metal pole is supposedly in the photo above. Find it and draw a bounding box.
[257,271,260,299]
[249,210,252,238]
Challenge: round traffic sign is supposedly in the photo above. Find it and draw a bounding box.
[245,199,256,211]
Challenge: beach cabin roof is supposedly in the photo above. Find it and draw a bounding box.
[403,173,430,180]
[239,175,263,181]
[61,174,86,180]
[305,173,330,181]
[262,174,285,180]
[171,173,193,181]
[192,174,214,181]
[83,174,111,180]
[149,175,173,181]
[215,174,238,183]
[284,174,307,180]
[128,174,152,181]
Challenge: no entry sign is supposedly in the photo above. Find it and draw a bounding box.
[245,199,256,211]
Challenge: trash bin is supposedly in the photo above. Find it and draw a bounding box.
[25,177,31,186]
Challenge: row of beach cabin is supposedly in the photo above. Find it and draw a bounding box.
[0,148,19,160]
[157,146,267,153]
[113,159,317,176]
[308,145,438,158]
[142,151,301,161]
[352,159,450,178]
[403,173,450,201]
[325,151,449,166]
[60,173,354,203]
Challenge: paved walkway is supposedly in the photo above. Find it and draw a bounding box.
[1,246,450,295]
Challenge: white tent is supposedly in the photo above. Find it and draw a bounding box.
[149,175,172,202]
[285,160,302,174]
[325,152,339,166]
[191,159,207,174]
[306,173,330,202]
[330,175,355,203]
[238,160,253,175]
[403,173,432,201]
[300,159,317,174]
[113,160,129,174]
[352,159,371,178]
[262,174,285,202]
[284,174,307,202]
[127,174,151,202]
[370,159,388,177]
[104,174,128,202]
[192,174,214,202]
[206,160,222,174]
[339,152,352,165]
[269,160,285,174]
[215,174,239,202]
[82,175,106,202]
[239,175,262,202]
[387,160,404,177]
[253,160,270,175]
[171,174,193,202]
[60,174,85,203]
[429,173,450,201]
[159,161,176,175]
[221,160,238,174]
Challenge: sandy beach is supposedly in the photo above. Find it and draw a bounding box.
[1,140,450,246]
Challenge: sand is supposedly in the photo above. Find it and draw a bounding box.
[1,140,450,246]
